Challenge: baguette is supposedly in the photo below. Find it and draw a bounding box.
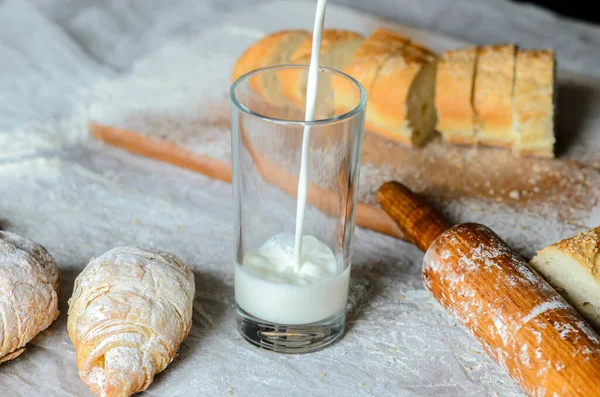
[474,44,517,147]
[232,30,556,157]
[368,42,438,146]
[435,47,478,145]
[279,29,364,108]
[512,49,556,158]
[530,227,600,332]
[334,29,411,117]
[231,29,309,105]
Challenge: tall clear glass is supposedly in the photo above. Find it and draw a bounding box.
[230,65,366,353]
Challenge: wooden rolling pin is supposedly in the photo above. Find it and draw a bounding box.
[377,181,600,397]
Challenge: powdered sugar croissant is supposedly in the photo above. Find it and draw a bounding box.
[68,247,195,397]
[0,231,60,362]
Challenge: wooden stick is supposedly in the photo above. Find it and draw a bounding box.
[377,181,448,251]
[89,123,404,240]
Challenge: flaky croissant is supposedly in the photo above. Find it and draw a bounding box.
[0,231,60,362]
[68,247,195,397]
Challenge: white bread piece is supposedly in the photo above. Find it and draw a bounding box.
[279,29,364,109]
[530,227,600,332]
[231,30,309,105]
[512,49,556,158]
[368,42,438,147]
[68,247,195,397]
[435,47,478,145]
[474,44,517,147]
[334,29,411,117]
[0,231,60,363]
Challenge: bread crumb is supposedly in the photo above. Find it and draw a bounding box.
[227,387,233,395]
[509,190,520,200]
[358,382,366,388]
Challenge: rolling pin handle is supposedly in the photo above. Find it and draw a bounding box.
[377,181,450,252]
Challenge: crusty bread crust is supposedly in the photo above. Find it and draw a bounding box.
[540,227,600,285]
[279,29,363,108]
[368,42,437,147]
[474,44,516,146]
[513,49,555,158]
[231,30,309,105]
[435,47,478,142]
[367,51,421,143]
[531,226,600,330]
[334,29,411,116]
[231,30,307,82]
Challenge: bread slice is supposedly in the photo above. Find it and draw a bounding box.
[368,42,438,146]
[279,30,364,109]
[334,29,411,117]
[231,30,309,105]
[530,227,600,332]
[512,49,556,158]
[473,44,517,147]
[435,47,478,145]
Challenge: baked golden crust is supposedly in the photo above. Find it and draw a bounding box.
[334,29,411,116]
[474,44,517,146]
[232,30,303,82]
[368,51,420,141]
[279,29,363,108]
[531,227,600,330]
[368,41,438,147]
[541,227,600,283]
[435,47,478,141]
[68,247,195,397]
[0,231,60,363]
[512,49,555,158]
[231,30,309,105]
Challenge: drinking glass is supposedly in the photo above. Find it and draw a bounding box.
[230,65,366,353]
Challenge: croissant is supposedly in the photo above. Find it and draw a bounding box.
[0,231,60,362]
[68,247,195,397]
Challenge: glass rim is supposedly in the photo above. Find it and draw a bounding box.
[229,64,367,126]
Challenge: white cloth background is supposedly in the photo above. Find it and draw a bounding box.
[1,0,599,396]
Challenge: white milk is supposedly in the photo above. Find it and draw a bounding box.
[235,233,350,324]
[236,0,350,325]
[293,0,328,270]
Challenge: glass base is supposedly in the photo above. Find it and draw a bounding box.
[236,305,346,353]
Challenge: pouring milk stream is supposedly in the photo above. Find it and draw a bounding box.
[235,0,351,325]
